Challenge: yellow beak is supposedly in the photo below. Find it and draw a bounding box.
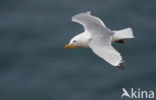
[64,44,74,49]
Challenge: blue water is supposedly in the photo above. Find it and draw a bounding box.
[0,0,156,100]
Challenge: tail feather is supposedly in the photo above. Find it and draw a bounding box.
[115,39,124,44]
[112,28,134,42]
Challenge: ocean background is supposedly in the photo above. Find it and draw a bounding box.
[0,0,156,100]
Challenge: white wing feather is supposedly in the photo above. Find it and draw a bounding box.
[72,11,106,32]
[89,36,123,66]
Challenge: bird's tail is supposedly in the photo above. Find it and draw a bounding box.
[112,28,134,43]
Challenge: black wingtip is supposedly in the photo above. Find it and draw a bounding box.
[116,63,126,70]
[115,39,124,44]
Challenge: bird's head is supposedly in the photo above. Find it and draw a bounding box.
[64,36,81,49]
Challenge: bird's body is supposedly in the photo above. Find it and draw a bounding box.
[65,11,134,69]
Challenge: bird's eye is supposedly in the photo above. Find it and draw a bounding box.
[73,40,76,43]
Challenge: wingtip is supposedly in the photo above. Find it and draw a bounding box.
[75,11,91,16]
[80,11,91,15]
[86,11,91,15]
[116,63,126,70]
[72,11,91,21]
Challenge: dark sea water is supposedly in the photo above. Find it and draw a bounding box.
[0,0,156,100]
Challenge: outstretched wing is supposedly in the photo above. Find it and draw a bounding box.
[89,35,124,67]
[72,11,109,34]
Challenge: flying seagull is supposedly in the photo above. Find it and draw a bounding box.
[65,11,134,69]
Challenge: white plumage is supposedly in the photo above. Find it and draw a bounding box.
[65,11,134,69]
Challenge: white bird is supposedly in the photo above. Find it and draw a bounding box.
[65,11,134,69]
